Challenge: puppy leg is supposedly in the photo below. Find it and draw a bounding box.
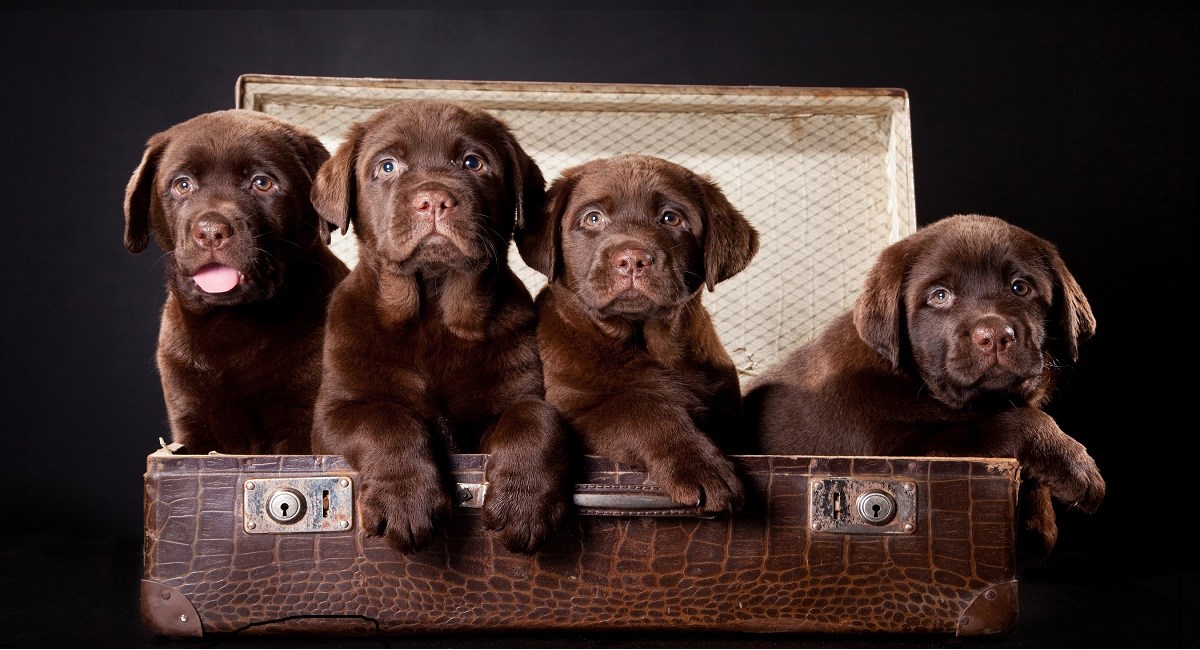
[1018,479,1058,558]
[314,404,451,553]
[159,358,237,454]
[935,407,1105,514]
[573,396,744,514]
[261,403,317,455]
[479,398,570,554]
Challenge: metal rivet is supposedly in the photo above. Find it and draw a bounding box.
[160,590,171,600]
[813,481,824,490]
[985,589,997,600]
[457,488,473,503]
[339,520,350,529]
[903,523,914,532]
[246,481,255,490]
[180,614,188,623]
[812,522,823,531]
[247,521,256,530]
[340,478,349,488]
[904,483,915,492]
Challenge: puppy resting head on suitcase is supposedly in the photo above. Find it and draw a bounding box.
[310,100,568,554]
[516,154,759,514]
[124,109,348,454]
[745,214,1104,554]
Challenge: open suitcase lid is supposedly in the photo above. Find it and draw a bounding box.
[236,75,917,376]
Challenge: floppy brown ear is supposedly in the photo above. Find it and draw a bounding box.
[696,174,759,291]
[123,133,172,255]
[281,125,334,244]
[1045,243,1096,363]
[505,138,546,234]
[516,169,574,284]
[852,238,911,368]
[311,123,362,239]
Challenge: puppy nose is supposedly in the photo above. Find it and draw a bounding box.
[972,318,1015,355]
[612,249,654,277]
[411,189,456,220]
[191,216,233,249]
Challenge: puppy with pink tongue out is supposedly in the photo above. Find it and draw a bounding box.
[192,263,242,294]
[124,110,348,454]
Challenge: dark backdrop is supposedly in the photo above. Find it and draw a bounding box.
[0,6,1195,647]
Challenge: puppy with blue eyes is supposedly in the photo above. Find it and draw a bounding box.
[310,100,568,554]
[745,214,1105,554]
[515,154,760,514]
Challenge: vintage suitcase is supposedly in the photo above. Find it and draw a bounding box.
[140,76,1020,637]
[143,448,1019,637]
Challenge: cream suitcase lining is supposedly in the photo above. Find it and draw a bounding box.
[236,75,916,375]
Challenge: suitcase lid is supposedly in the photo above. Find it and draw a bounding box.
[236,74,916,375]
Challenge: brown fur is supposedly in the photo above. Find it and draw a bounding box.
[745,214,1104,554]
[310,100,567,554]
[124,109,348,454]
[516,154,759,513]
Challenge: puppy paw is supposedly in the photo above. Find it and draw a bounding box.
[1028,437,1106,514]
[652,446,744,514]
[482,466,569,554]
[359,467,452,554]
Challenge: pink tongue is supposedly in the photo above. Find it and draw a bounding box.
[192,264,241,293]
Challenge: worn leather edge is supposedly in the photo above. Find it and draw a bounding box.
[236,616,381,636]
[141,580,203,638]
[956,580,1018,636]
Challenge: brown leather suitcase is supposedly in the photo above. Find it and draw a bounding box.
[142,446,1019,637]
[139,76,1019,638]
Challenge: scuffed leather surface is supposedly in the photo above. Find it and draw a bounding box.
[143,453,1017,635]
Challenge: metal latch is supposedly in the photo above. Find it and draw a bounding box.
[454,482,488,508]
[809,477,917,535]
[243,476,353,534]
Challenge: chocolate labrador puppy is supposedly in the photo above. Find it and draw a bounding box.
[516,154,759,514]
[310,100,567,554]
[124,109,348,454]
[745,214,1104,554]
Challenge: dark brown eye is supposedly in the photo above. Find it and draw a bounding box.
[463,154,483,171]
[1012,280,1031,296]
[582,211,603,227]
[378,159,398,176]
[172,177,193,195]
[929,288,953,306]
[661,211,682,226]
[251,176,274,192]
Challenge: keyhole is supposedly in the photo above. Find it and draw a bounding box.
[832,492,842,519]
[856,491,896,524]
[266,489,306,524]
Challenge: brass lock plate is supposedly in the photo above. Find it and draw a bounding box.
[243,476,353,534]
[809,477,917,535]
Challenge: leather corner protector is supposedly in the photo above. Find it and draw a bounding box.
[957,580,1018,636]
[140,579,203,638]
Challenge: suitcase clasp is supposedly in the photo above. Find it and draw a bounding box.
[242,476,354,534]
[810,477,917,534]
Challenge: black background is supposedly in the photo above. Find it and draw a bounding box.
[1,6,1195,648]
